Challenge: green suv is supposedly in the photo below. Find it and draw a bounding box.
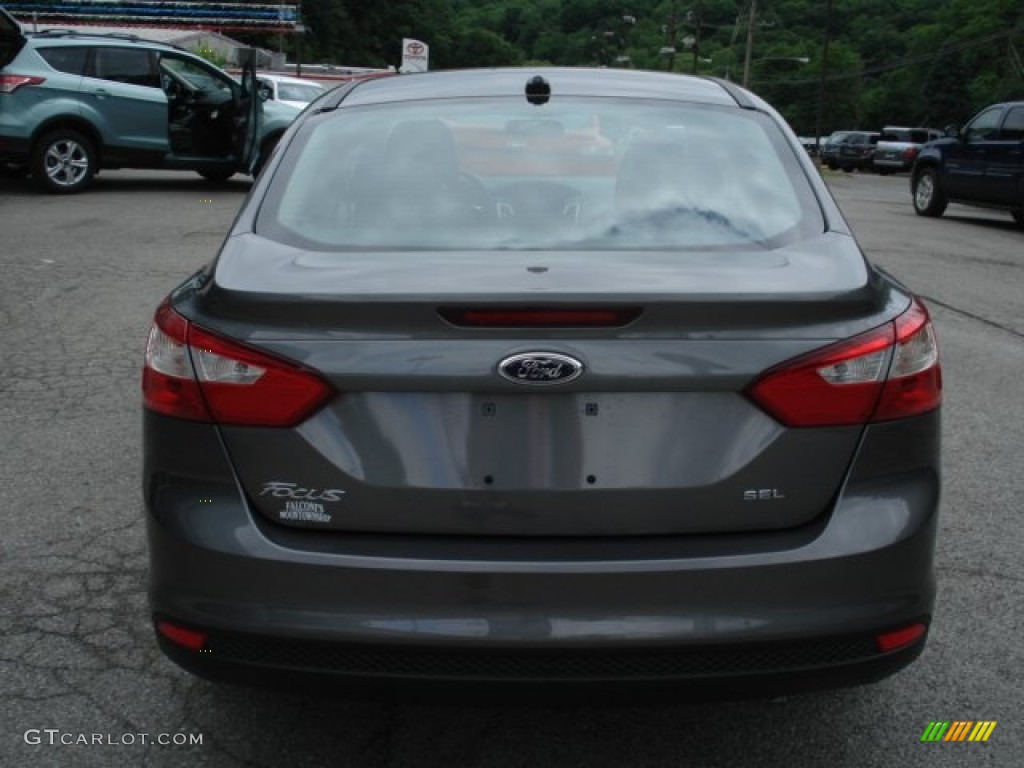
[0,8,300,193]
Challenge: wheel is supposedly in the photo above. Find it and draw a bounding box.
[32,129,97,194]
[912,167,947,217]
[826,162,838,170]
[197,169,235,183]
[1012,211,1024,228]
[876,168,890,176]
[841,165,853,173]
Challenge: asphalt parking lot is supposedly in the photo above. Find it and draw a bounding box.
[1,168,1021,767]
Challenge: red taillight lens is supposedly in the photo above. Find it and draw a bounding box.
[903,146,921,161]
[143,302,211,421]
[873,300,942,421]
[0,75,46,94]
[143,301,332,427]
[747,298,941,427]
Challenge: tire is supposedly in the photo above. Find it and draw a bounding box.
[1012,211,1024,228]
[197,169,235,183]
[826,162,838,170]
[841,165,853,173]
[31,128,97,194]
[912,167,947,217]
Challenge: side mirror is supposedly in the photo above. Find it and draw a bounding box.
[943,124,960,139]
[257,84,272,102]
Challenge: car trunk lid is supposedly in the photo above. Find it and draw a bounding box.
[184,232,903,537]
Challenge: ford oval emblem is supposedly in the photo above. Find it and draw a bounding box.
[498,352,583,385]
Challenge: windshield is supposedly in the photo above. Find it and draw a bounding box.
[258,97,819,251]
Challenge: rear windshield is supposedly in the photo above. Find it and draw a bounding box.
[257,97,820,251]
[0,10,24,68]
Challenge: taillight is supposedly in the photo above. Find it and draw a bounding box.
[747,297,941,427]
[0,75,46,94]
[143,301,332,426]
[903,146,921,161]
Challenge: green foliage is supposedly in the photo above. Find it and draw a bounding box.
[188,45,229,69]
[293,0,1023,131]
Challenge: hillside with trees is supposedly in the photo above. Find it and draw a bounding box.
[260,0,1022,134]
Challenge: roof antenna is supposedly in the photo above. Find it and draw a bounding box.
[525,75,550,106]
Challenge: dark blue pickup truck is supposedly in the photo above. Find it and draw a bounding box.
[911,101,1024,227]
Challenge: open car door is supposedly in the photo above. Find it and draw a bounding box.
[234,48,262,174]
[0,6,27,68]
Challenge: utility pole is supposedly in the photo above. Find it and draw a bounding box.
[741,0,756,88]
[814,0,833,153]
[691,4,704,74]
[665,5,679,71]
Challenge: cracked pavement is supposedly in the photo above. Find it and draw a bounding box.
[1,170,1021,767]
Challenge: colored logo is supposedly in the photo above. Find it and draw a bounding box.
[921,721,997,742]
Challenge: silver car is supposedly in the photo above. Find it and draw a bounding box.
[143,68,942,696]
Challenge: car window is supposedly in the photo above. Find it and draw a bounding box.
[37,46,89,76]
[1000,107,1024,141]
[276,82,324,102]
[258,98,819,251]
[159,55,232,94]
[92,47,159,88]
[964,108,1003,142]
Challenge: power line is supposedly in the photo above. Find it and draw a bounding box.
[755,26,1023,86]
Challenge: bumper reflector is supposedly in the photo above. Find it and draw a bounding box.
[875,622,926,653]
[156,620,208,651]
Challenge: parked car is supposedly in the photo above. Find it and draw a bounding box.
[819,130,854,168]
[873,126,944,175]
[912,101,1024,227]
[835,130,880,172]
[256,73,325,109]
[0,8,299,193]
[143,67,942,697]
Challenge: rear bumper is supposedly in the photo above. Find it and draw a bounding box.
[144,411,940,695]
[873,158,913,171]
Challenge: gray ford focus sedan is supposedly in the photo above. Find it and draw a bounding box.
[142,68,942,696]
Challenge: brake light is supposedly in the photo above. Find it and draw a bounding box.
[747,297,941,427]
[0,75,46,94]
[143,301,332,426]
[440,307,641,327]
[902,146,921,161]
